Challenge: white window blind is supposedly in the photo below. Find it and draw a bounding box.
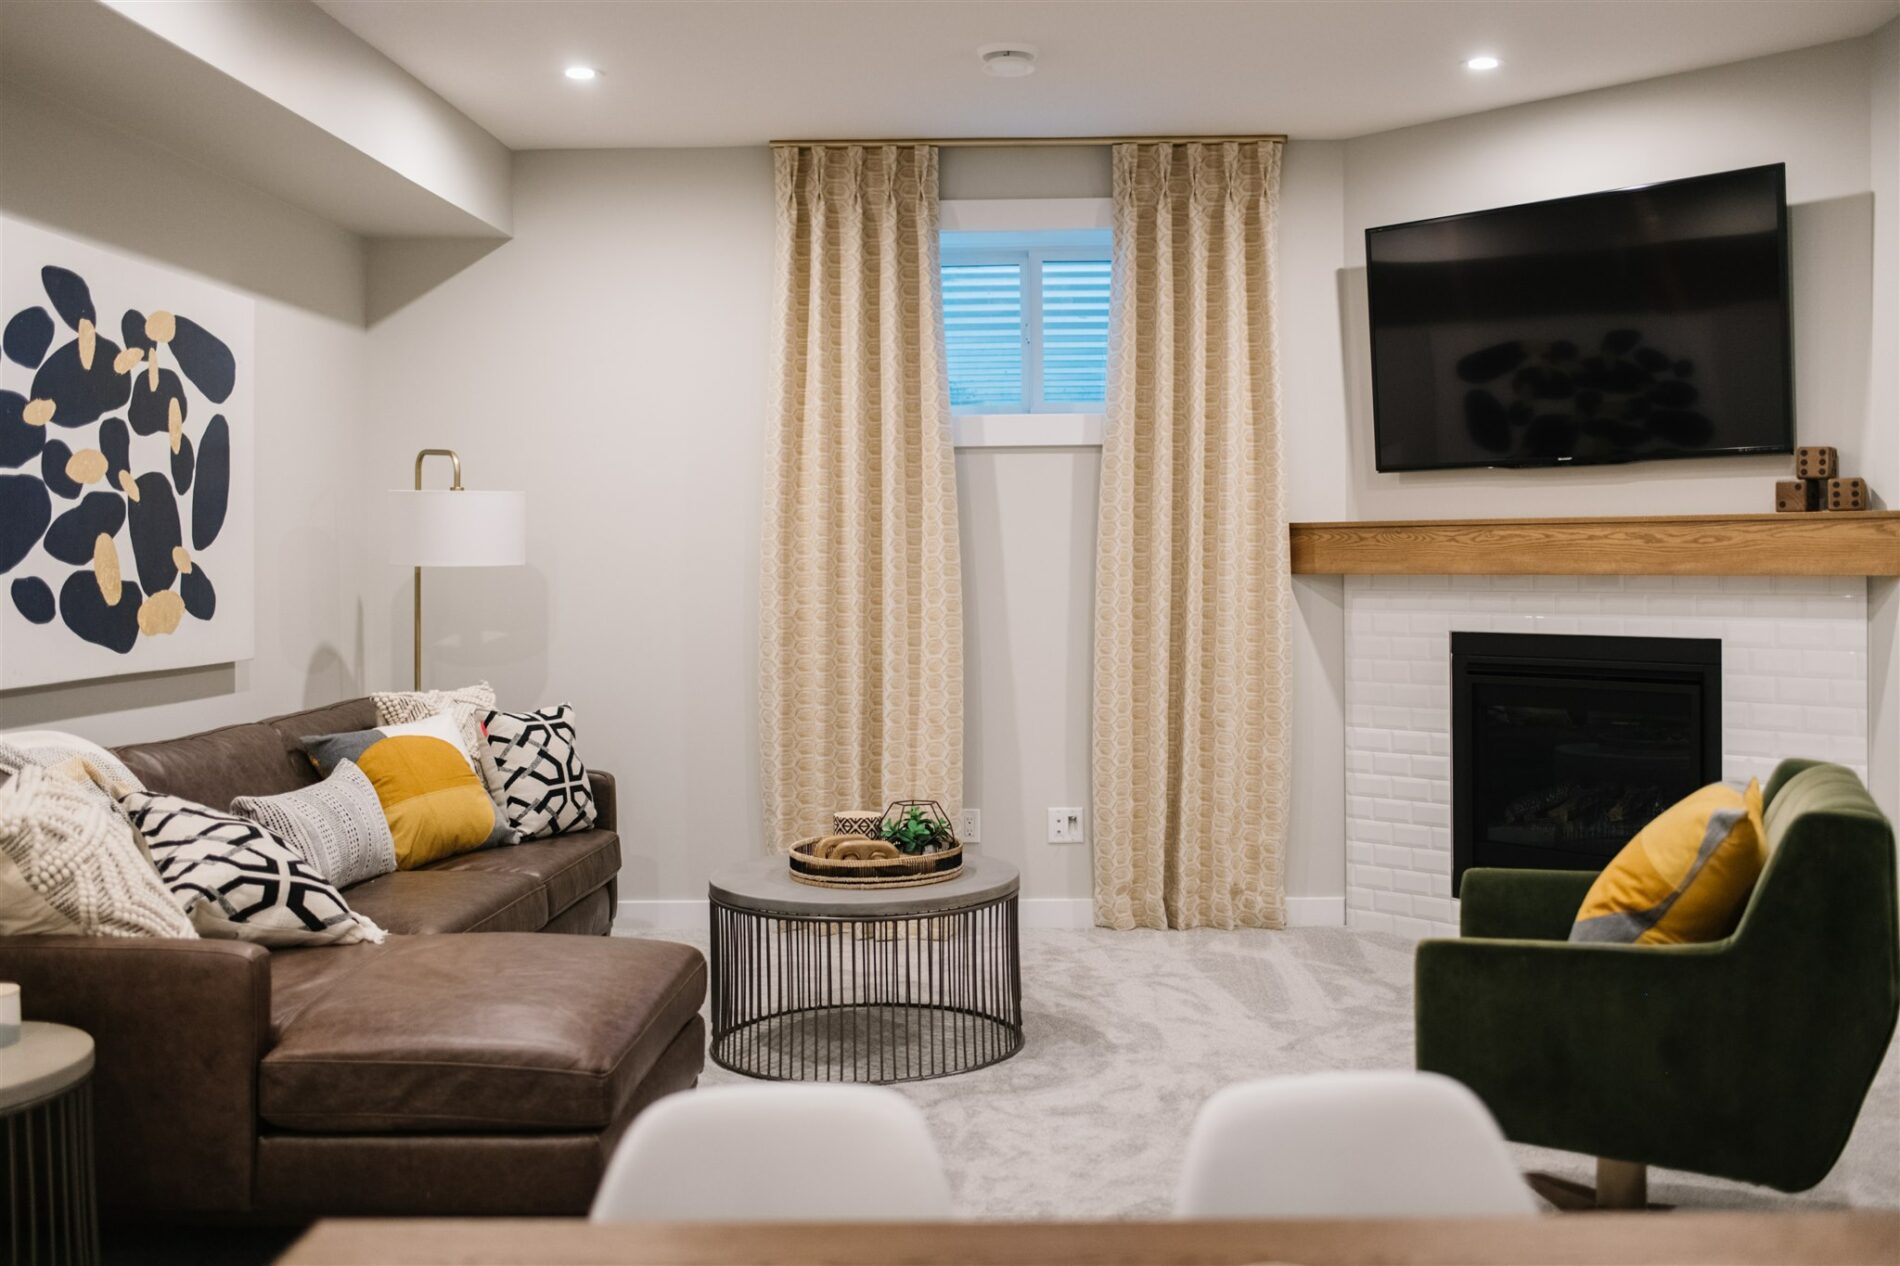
[940,227,1111,417]
[942,261,1023,409]
[1040,258,1111,407]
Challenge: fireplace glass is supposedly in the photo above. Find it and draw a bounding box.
[1451,632,1720,892]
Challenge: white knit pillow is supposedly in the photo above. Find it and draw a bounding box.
[0,729,144,812]
[230,761,397,889]
[0,764,195,939]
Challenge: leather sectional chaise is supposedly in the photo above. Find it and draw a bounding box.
[0,697,706,1219]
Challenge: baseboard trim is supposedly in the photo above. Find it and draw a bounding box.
[1287,896,1347,927]
[616,894,1346,932]
[614,900,708,934]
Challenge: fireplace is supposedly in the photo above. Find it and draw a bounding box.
[1451,632,1721,893]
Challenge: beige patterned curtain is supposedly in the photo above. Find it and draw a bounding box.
[759,145,962,849]
[1092,141,1291,930]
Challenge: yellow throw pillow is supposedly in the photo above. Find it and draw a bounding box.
[301,713,512,870]
[1570,779,1766,945]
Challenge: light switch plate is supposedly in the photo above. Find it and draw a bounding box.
[1048,807,1085,844]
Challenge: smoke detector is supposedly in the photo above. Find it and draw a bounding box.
[978,44,1039,78]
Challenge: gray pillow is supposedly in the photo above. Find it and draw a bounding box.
[230,761,397,889]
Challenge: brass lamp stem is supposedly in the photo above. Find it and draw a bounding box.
[412,449,464,691]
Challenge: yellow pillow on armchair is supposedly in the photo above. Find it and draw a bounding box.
[302,712,512,869]
[1570,779,1766,946]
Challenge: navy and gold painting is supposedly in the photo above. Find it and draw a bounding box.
[1,217,253,688]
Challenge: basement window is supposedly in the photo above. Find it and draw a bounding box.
[941,199,1112,447]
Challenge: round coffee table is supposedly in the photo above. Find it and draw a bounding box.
[708,855,1022,1083]
[3,1022,98,1266]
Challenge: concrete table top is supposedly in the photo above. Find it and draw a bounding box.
[709,853,1020,917]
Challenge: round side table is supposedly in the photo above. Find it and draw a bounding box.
[708,855,1023,1083]
[2,1022,98,1266]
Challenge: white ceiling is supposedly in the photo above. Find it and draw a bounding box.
[314,0,1899,150]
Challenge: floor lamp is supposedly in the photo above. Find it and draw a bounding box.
[388,448,527,691]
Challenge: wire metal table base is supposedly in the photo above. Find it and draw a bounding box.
[710,894,1023,1083]
[4,1080,98,1266]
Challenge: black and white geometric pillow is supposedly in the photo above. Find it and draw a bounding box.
[480,704,597,840]
[115,790,386,947]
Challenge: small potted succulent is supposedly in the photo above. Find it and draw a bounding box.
[879,801,958,856]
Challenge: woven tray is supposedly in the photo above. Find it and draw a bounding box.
[787,836,964,889]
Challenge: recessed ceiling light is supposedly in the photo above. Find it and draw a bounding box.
[564,65,599,82]
[1464,55,1501,72]
[978,43,1038,78]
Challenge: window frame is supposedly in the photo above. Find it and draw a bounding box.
[940,198,1113,449]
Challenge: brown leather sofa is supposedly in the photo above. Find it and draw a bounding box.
[0,698,706,1219]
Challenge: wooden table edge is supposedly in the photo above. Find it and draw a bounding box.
[278,1210,1900,1266]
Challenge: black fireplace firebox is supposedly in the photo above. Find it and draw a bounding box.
[1451,632,1720,894]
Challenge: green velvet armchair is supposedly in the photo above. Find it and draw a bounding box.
[1416,759,1899,1203]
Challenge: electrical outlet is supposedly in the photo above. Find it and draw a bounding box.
[959,808,981,843]
[1048,807,1085,844]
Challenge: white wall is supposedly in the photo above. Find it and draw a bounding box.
[1868,19,1899,816]
[361,29,1900,913]
[361,142,1347,913]
[9,25,1888,907]
[362,149,775,903]
[1308,34,1897,819]
[941,149,1104,905]
[1328,36,1881,522]
[946,142,1349,914]
[104,0,513,233]
[956,446,1098,903]
[1278,139,1353,911]
[0,87,370,743]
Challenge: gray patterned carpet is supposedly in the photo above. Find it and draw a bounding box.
[642,926,1900,1219]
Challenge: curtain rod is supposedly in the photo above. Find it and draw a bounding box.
[769,134,1286,148]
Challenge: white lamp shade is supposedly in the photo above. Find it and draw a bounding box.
[387,490,527,567]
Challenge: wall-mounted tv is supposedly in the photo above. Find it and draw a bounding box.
[1365,164,1793,472]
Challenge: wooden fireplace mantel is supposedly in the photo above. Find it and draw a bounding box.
[1288,512,1900,577]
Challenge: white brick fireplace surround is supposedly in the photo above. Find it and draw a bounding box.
[1343,574,1870,938]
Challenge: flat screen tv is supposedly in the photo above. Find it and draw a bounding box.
[1365,164,1793,472]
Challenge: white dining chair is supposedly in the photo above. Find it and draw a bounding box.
[590,1084,953,1222]
[1174,1071,1539,1218]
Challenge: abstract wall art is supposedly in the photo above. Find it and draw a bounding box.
[1,217,254,689]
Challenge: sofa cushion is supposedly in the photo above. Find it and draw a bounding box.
[269,941,388,1043]
[341,867,547,935]
[116,722,313,808]
[266,699,378,746]
[259,934,706,1134]
[424,829,620,920]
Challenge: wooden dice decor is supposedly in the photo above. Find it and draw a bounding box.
[1825,477,1869,511]
[1795,446,1839,480]
[1776,479,1821,513]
